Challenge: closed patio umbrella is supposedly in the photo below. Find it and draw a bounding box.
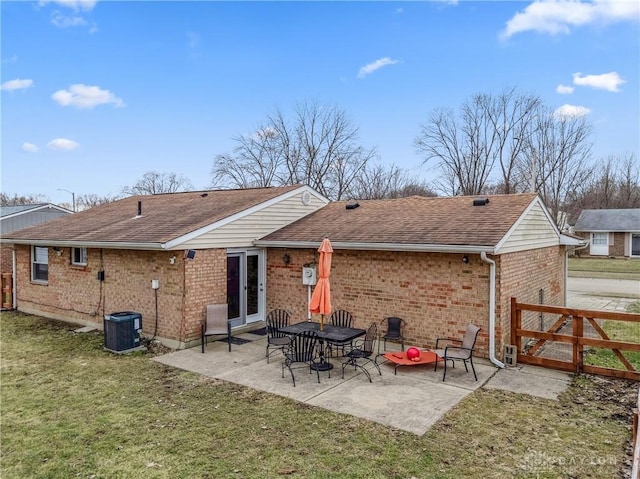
[309,237,333,331]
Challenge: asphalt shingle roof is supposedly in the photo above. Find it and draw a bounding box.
[574,209,640,232]
[260,193,539,247]
[3,186,301,244]
[0,204,48,218]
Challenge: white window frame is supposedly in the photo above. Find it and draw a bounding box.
[32,246,48,283]
[592,232,608,245]
[72,247,87,266]
[631,233,640,258]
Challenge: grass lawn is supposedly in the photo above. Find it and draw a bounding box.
[568,257,640,281]
[1,312,635,479]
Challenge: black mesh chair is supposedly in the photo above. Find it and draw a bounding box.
[434,324,481,381]
[341,322,381,382]
[282,330,322,387]
[379,316,406,351]
[265,309,292,363]
[326,309,354,357]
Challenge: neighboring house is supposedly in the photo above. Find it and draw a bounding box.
[256,193,583,364]
[1,185,328,348]
[1,204,72,274]
[574,209,640,258]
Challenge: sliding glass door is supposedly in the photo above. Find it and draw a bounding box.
[227,250,265,328]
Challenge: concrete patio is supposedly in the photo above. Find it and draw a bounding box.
[152,330,565,435]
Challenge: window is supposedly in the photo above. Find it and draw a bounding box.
[32,246,48,282]
[592,233,608,245]
[72,247,87,266]
[632,234,640,257]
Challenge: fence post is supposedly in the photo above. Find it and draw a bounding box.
[572,315,583,374]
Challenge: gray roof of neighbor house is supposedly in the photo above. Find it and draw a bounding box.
[2,186,302,247]
[257,193,545,252]
[1,203,71,218]
[574,209,640,232]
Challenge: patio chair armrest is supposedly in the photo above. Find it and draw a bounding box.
[443,345,474,356]
[435,337,462,349]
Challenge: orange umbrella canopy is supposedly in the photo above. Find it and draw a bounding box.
[309,238,333,318]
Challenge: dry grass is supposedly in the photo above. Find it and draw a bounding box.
[569,258,640,281]
[1,311,635,478]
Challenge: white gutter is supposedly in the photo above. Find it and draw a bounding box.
[2,239,168,250]
[253,240,495,255]
[480,252,504,368]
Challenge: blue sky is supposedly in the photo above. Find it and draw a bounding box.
[2,0,638,207]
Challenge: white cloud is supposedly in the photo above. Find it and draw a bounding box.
[501,0,640,39]
[40,0,97,12]
[357,57,399,79]
[554,104,591,118]
[22,142,39,153]
[556,84,574,94]
[47,138,80,150]
[51,13,87,28]
[52,84,125,109]
[572,71,625,92]
[1,78,34,91]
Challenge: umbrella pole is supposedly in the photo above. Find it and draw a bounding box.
[320,314,324,331]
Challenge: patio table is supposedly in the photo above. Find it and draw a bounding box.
[280,321,366,371]
[382,349,443,375]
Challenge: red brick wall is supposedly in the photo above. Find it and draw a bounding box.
[267,248,492,357]
[13,245,227,346]
[183,249,227,343]
[1,244,13,274]
[496,246,566,353]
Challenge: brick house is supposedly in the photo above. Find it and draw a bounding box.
[256,193,583,365]
[2,186,328,348]
[1,204,72,274]
[573,208,640,258]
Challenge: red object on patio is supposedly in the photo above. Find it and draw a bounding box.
[309,237,333,330]
[383,350,443,375]
[406,347,421,361]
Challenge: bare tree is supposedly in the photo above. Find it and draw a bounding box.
[351,164,437,199]
[211,101,377,200]
[414,87,541,195]
[564,153,640,221]
[76,193,120,210]
[523,109,593,223]
[0,193,50,205]
[122,171,193,196]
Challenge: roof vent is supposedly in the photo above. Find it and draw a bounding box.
[473,198,490,206]
[134,200,143,218]
[346,202,360,210]
[201,193,208,197]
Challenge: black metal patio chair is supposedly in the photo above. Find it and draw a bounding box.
[341,322,382,382]
[379,316,406,352]
[265,309,292,363]
[282,330,322,387]
[326,309,354,357]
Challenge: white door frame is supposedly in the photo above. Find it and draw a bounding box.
[227,248,265,327]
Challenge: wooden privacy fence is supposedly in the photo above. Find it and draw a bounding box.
[511,297,640,381]
[1,273,13,310]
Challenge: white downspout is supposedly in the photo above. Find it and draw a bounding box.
[481,252,504,368]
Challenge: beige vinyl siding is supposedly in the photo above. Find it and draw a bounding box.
[497,202,559,254]
[180,193,326,249]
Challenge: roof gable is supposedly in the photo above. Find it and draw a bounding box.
[259,193,540,251]
[2,186,310,247]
